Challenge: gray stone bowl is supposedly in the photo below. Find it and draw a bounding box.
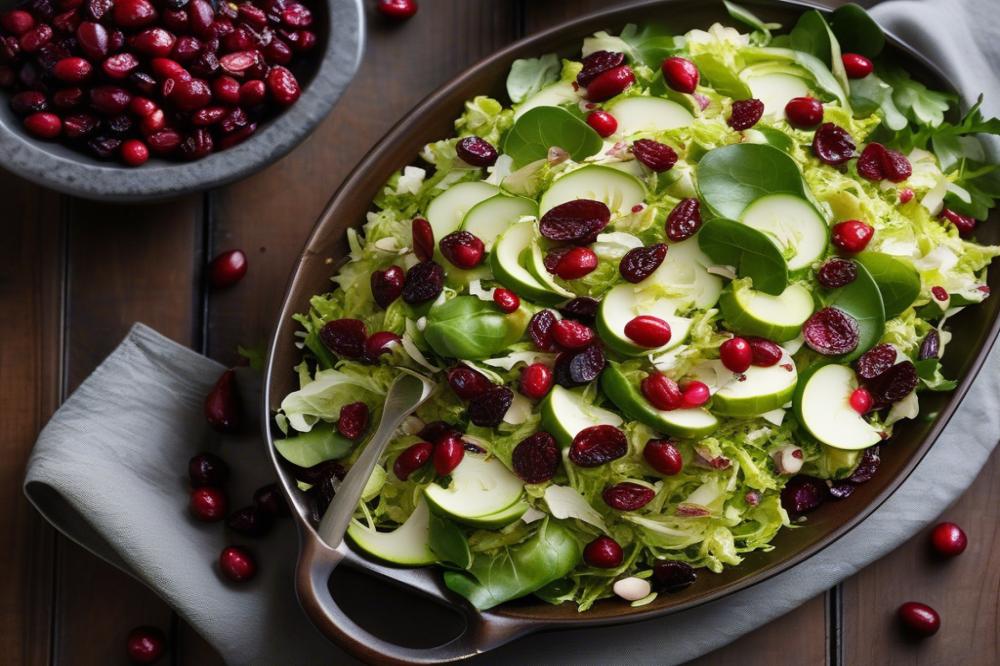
[0,0,364,202]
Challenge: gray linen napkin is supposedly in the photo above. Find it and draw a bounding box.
[23,1,1000,663]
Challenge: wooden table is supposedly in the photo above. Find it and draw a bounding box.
[3,1,998,664]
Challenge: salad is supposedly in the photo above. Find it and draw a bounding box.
[275,3,1000,612]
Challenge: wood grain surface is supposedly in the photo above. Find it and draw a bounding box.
[0,1,996,664]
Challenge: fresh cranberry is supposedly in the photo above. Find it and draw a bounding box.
[553,246,598,280]
[371,265,404,309]
[899,188,914,204]
[842,53,873,79]
[10,91,48,115]
[552,319,594,350]
[52,88,84,109]
[643,438,683,475]
[455,135,498,167]
[785,96,823,128]
[119,138,149,166]
[212,75,240,105]
[576,50,624,88]
[1,10,35,36]
[728,98,764,130]
[447,365,492,400]
[433,435,464,476]
[166,77,211,110]
[929,521,967,557]
[226,505,274,537]
[410,217,434,261]
[238,78,266,105]
[365,331,400,359]
[624,315,672,348]
[661,57,699,93]
[940,208,976,237]
[189,451,229,487]
[140,109,166,133]
[680,381,710,408]
[129,96,157,117]
[113,0,157,28]
[493,288,520,313]
[23,111,61,138]
[162,8,189,32]
[831,219,874,253]
[89,85,131,114]
[319,319,368,359]
[146,128,182,153]
[519,363,553,400]
[253,483,290,518]
[186,0,214,37]
[586,65,634,102]
[439,230,485,269]
[19,24,53,53]
[720,337,752,373]
[393,441,432,480]
[376,0,417,21]
[583,536,623,568]
[204,368,240,432]
[209,249,247,288]
[52,56,91,83]
[897,602,940,637]
[586,110,617,137]
[266,65,299,105]
[849,387,872,414]
[337,402,369,440]
[219,545,256,582]
[190,486,227,521]
[126,626,166,664]
[641,372,682,411]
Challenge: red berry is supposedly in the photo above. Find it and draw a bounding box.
[433,435,465,476]
[188,452,229,487]
[849,387,872,414]
[586,110,617,137]
[411,217,434,261]
[114,0,158,28]
[661,56,699,93]
[624,315,672,348]
[455,136,498,167]
[337,402,369,440]
[747,337,784,367]
[583,535,624,568]
[680,381,710,408]
[931,285,949,302]
[120,139,149,166]
[813,123,856,166]
[728,98,764,130]
[719,337,753,373]
[365,331,401,359]
[53,56,92,83]
[493,288,520,313]
[831,219,874,253]
[899,188,914,204]
[929,521,967,557]
[204,368,240,432]
[553,246,598,280]
[126,626,166,664]
[23,112,61,139]
[209,249,247,288]
[552,319,594,350]
[785,96,824,128]
[377,0,417,21]
[1,10,35,36]
[897,601,940,637]
[213,75,241,105]
[190,486,227,521]
[586,65,634,102]
[602,482,656,511]
[447,365,492,400]
[393,441,433,480]
[266,66,300,105]
[239,79,266,106]
[371,265,404,309]
[632,139,678,172]
[641,372,682,411]
[665,197,702,241]
[520,363,553,399]
[439,230,485,269]
[219,545,257,582]
[940,208,976,237]
[643,438,683,475]
[842,53,874,79]
[511,432,560,483]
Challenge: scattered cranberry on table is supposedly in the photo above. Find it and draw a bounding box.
[897,601,941,637]
[929,521,968,558]
[126,625,166,664]
[220,545,257,582]
[376,0,418,21]
[209,248,248,288]
[253,482,291,517]
[190,485,228,521]
[204,368,241,432]
[189,451,230,487]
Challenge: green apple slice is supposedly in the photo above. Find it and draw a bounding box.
[425,181,498,240]
[719,281,815,342]
[523,243,575,300]
[424,453,525,527]
[605,96,694,136]
[467,500,530,528]
[692,353,798,418]
[642,237,723,311]
[514,81,578,119]
[490,221,570,305]
[739,194,828,273]
[597,283,692,357]
[741,68,811,117]
[601,362,719,438]
[539,165,646,216]
[460,194,538,251]
[347,497,436,566]
[540,385,623,448]
[793,364,882,450]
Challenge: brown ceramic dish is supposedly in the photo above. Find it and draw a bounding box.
[263,0,1000,662]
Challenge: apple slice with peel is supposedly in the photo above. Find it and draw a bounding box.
[793,364,882,450]
[424,453,525,527]
[691,352,798,418]
[491,221,570,305]
[347,497,436,566]
[425,180,498,240]
[540,385,623,448]
[601,362,718,438]
[597,283,692,357]
[719,281,814,342]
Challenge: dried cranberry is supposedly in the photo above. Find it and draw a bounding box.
[641,372,682,411]
[226,505,273,537]
[576,49,624,88]
[10,91,48,115]
[319,318,367,359]
[455,136,498,167]
[192,105,226,126]
[188,451,229,487]
[266,65,299,105]
[204,368,240,432]
[439,230,485,269]
[519,363,553,400]
[620,243,667,283]
[447,365,492,401]
[552,319,594,350]
[147,128,182,153]
[401,261,444,304]
[746,337,783,367]
[411,217,434,261]
[854,343,897,380]
[542,246,570,273]
[848,446,880,483]
[802,307,861,355]
[102,52,139,79]
[665,198,702,241]
[586,65,634,102]
[780,475,827,515]
[827,481,856,500]
[559,297,599,324]
[511,431,560,483]
[467,386,513,427]
[643,438,682,475]
[365,331,400,359]
[569,425,627,467]
[553,344,605,387]
[528,309,558,351]
[62,112,97,137]
[89,85,131,114]
[816,257,858,288]
[857,142,885,181]
[220,49,258,74]
[371,265,404,309]
[602,482,655,511]
[87,135,122,158]
[632,138,677,172]
[881,148,912,183]
[393,442,432,480]
[219,106,248,133]
[727,98,764,130]
[53,88,84,109]
[919,329,940,360]
[53,56,92,83]
[179,128,213,160]
[265,38,292,65]
[867,360,918,406]
[539,199,610,244]
[653,560,696,591]
[187,0,214,37]
[212,75,240,104]
[583,536,624,568]
[493,288,520,314]
[661,57,699,94]
[253,483,289,518]
[417,421,461,444]
[940,208,977,237]
[337,402,369,440]
[812,123,856,166]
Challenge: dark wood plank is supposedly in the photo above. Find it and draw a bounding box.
[54,196,204,665]
[0,170,63,666]
[842,447,1000,665]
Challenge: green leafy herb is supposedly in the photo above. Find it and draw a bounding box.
[698,218,788,295]
[881,64,955,128]
[829,3,885,58]
[823,262,886,362]
[274,422,355,468]
[849,73,907,131]
[427,512,472,568]
[854,252,921,319]
[423,295,527,359]
[696,143,811,219]
[502,106,603,169]
[723,0,780,44]
[914,358,958,391]
[506,53,561,104]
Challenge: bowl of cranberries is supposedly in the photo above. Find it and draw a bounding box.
[0,0,362,200]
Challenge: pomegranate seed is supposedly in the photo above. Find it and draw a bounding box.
[188,451,229,487]
[842,53,873,79]
[52,56,91,83]
[899,188,914,204]
[831,219,874,253]
[455,135,498,167]
[371,266,404,309]
[337,402,369,440]
[849,387,872,414]
[393,441,432,480]
[680,380,710,408]
[439,230,485,269]
[238,79,266,106]
[1,10,35,36]
[190,486,227,521]
[23,111,61,138]
[552,319,594,350]
[931,286,949,302]
[728,98,764,130]
[209,249,247,288]
[583,536,623,568]
[661,56,699,93]
[624,315,672,348]
[219,545,257,582]
[266,65,299,105]
[365,331,401,359]
[204,368,240,432]
[632,138,677,172]
[586,65,634,102]
[433,435,465,476]
[447,365,492,400]
[253,483,290,518]
[785,96,824,128]
[644,438,683,475]
[641,372,683,411]
[929,521,967,557]
[940,208,976,237]
[897,602,940,637]
[377,0,417,21]
[747,336,783,367]
[10,91,48,115]
[653,560,697,591]
[320,319,367,359]
[125,626,166,664]
[493,287,520,313]
[120,138,149,166]
[519,363,553,400]
[586,110,617,137]
[719,337,752,373]
[553,246,598,280]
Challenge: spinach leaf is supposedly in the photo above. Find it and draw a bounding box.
[823,262,885,362]
[788,10,850,98]
[594,24,685,69]
[424,295,527,360]
[849,74,907,131]
[723,0,779,44]
[427,511,472,568]
[829,3,885,58]
[696,143,810,219]
[753,127,795,153]
[506,53,560,104]
[698,218,788,295]
[743,46,850,109]
[274,422,354,468]
[854,252,921,319]
[502,106,603,169]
